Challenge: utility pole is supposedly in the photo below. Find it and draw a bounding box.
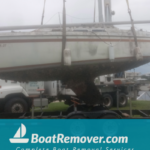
[41,0,46,25]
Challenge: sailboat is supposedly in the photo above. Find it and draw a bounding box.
[9,124,29,143]
[0,0,149,82]
[0,0,150,105]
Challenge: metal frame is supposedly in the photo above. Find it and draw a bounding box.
[0,20,150,31]
[0,109,150,119]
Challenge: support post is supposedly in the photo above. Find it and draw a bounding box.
[31,98,34,119]
[40,91,43,112]
[37,89,45,112]
[128,85,133,117]
[117,86,119,110]
[129,97,132,117]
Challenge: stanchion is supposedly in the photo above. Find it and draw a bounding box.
[117,86,119,110]
[30,96,39,119]
[128,85,133,117]
[37,89,45,112]
[31,99,34,119]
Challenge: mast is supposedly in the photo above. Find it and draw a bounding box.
[104,0,112,22]
[98,0,104,22]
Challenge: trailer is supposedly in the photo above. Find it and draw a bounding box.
[0,97,150,119]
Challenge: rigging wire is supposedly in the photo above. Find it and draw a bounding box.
[45,12,93,26]
[45,13,58,24]
[31,13,58,32]
[92,27,124,47]
[90,31,110,46]
[34,12,93,31]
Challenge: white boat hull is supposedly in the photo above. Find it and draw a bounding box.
[0,28,150,81]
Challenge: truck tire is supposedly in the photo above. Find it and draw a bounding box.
[119,93,128,107]
[103,94,113,109]
[4,98,28,113]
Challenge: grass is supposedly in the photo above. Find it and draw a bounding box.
[36,100,150,112]
[111,100,150,110]
[35,102,69,112]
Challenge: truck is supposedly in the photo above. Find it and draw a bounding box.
[44,72,146,109]
[0,80,44,113]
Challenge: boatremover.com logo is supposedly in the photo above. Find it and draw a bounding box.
[9,124,128,144]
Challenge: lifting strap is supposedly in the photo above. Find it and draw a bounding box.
[126,0,130,10]
[41,0,46,25]
[62,0,67,66]
[125,0,138,47]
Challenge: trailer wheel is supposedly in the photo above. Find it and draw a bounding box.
[68,115,86,119]
[4,98,28,113]
[103,94,113,109]
[67,105,87,113]
[101,114,119,119]
[67,105,74,113]
[119,93,127,107]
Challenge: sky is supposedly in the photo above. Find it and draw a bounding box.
[0,0,149,74]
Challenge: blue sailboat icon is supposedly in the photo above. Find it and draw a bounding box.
[9,124,29,143]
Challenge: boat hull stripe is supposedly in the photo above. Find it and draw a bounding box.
[0,38,150,43]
